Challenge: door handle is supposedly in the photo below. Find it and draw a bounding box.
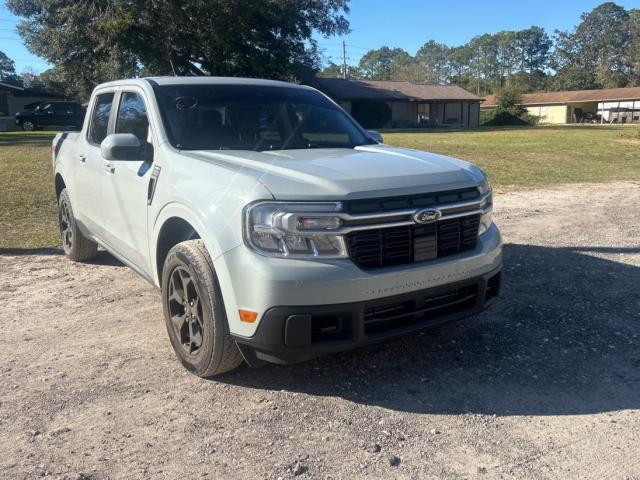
[103,162,115,174]
[78,154,86,163]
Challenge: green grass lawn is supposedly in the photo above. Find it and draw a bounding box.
[382,125,640,189]
[1,125,639,250]
[0,131,58,250]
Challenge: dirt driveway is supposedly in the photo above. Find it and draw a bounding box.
[1,182,639,480]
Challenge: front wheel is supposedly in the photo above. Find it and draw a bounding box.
[21,120,35,131]
[161,240,243,377]
[58,189,98,261]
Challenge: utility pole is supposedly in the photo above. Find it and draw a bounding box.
[342,40,347,79]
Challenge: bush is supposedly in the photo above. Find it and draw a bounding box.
[483,110,539,126]
[351,100,392,129]
[481,87,539,126]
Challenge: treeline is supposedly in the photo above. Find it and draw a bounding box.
[320,2,640,94]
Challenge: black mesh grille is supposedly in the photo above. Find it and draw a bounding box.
[363,283,479,335]
[347,214,480,269]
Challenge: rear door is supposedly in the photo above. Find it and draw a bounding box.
[100,88,154,272]
[51,102,77,129]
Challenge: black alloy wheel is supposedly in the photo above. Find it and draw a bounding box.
[167,266,205,355]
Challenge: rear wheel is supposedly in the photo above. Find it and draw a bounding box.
[162,240,243,377]
[58,189,98,261]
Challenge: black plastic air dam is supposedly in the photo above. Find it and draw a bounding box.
[233,266,501,367]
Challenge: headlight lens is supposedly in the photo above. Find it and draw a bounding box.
[244,202,348,258]
[479,176,492,195]
[478,175,493,236]
[478,209,493,235]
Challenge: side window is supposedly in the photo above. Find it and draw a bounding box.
[53,103,74,115]
[89,93,114,144]
[115,92,149,143]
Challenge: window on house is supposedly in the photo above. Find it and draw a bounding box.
[0,93,8,116]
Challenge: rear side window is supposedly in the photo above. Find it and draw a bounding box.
[89,93,114,144]
[53,103,75,115]
[115,92,149,143]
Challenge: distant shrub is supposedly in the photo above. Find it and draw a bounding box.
[390,118,416,128]
[351,100,392,129]
[481,87,539,127]
[483,111,539,126]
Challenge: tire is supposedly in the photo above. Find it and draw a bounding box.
[161,239,243,377]
[58,188,98,261]
[21,120,35,131]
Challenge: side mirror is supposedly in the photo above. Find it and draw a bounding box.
[101,133,141,160]
[367,130,383,143]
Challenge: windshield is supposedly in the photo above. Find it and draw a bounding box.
[152,83,375,151]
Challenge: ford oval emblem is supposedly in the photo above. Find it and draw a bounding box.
[413,208,442,224]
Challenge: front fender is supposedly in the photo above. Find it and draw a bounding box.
[151,201,226,287]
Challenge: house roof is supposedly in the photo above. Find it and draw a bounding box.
[0,81,65,98]
[311,78,481,102]
[482,86,640,107]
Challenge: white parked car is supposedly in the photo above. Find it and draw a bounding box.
[52,77,502,377]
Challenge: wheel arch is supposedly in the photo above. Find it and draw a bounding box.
[54,173,66,200]
[152,202,225,287]
[155,216,202,284]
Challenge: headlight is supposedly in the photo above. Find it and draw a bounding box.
[243,201,348,258]
[478,209,493,235]
[478,176,492,195]
[478,175,493,235]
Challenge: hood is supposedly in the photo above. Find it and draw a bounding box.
[182,144,485,201]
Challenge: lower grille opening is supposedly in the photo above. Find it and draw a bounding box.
[363,284,478,336]
[311,314,352,343]
[485,271,501,302]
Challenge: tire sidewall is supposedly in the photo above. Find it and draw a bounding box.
[58,190,74,256]
[161,246,221,375]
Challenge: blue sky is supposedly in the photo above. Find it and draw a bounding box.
[1,0,640,74]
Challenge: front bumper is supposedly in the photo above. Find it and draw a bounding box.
[233,266,501,365]
[212,224,502,365]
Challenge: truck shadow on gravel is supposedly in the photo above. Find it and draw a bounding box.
[219,243,640,416]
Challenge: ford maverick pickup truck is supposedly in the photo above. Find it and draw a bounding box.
[52,77,502,377]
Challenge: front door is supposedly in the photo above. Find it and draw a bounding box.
[73,91,115,237]
[34,103,55,128]
[100,89,154,273]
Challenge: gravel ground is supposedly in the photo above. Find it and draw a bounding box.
[1,182,639,480]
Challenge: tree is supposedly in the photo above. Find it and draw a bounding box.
[468,34,500,94]
[0,50,17,81]
[8,0,350,100]
[357,47,412,80]
[19,67,39,88]
[482,86,537,126]
[495,31,518,86]
[318,61,343,78]
[414,40,449,84]
[552,2,631,90]
[627,9,640,85]
[447,45,473,86]
[516,27,552,79]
